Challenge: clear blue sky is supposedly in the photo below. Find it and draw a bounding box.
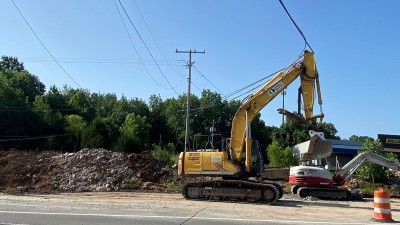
[1,0,399,139]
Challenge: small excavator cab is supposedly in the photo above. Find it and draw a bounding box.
[292,131,333,162]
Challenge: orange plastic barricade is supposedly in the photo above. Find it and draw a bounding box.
[372,188,394,222]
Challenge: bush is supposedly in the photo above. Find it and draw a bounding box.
[356,139,397,183]
[357,181,390,196]
[267,139,298,167]
[151,143,178,166]
[165,182,180,193]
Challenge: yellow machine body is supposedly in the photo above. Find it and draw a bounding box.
[179,151,241,177]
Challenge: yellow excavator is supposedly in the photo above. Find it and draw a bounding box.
[178,50,332,204]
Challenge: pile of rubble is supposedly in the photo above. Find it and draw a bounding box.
[0,149,179,194]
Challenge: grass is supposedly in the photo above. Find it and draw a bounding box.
[165,182,180,193]
[126,177,143,188]
[357,181,392,197]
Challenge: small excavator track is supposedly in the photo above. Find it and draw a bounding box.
[296,186,351,200]
[182,180,281,204]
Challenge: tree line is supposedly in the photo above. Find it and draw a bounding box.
[0,56,340,158]
[3,55,395,184]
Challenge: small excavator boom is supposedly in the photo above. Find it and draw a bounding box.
[333,151,400,185]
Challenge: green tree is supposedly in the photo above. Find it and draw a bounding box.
[349,135,373,142]
[273,117,309,147]
[0,72,45,150]
[81,117,116,149]
[116,113,151,153]
[32,95,66,150]
[151,143,177,166]
[91,92,118,118]
[67,89,95,121]
[320,122,340,140]
[267,139,298,167]
[163,95,192,150]
[33,95,64,130]
[65,114,87,151]
[0,56,24,71]
[46,85,70,115]
[1,70,45,104]
[356,139,397,183]
[148,95,174,146]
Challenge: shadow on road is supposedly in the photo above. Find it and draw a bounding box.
[275,199,400,212]
[275,199,351,208]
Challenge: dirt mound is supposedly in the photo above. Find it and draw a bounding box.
[0,149,179,194]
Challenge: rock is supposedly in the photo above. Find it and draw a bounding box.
[0,148,176,194]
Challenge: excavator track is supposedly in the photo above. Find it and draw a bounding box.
[182,180,281,204]
[296,186,351,200]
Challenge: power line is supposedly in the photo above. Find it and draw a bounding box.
[192,65,225,97]
[0,134,73,142]
[191,81,202,93]
[183,69,284,113]
[20,57,183,65]
[278,0,314,52]
[11,0,82,89]
[132,0,184,78]
[224,70,281,99]
[0,108,75,112]
[118,0,180,96]
[113,0,165,89]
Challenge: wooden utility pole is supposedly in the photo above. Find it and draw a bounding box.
[282,88,286,125]
[176,49,205,151]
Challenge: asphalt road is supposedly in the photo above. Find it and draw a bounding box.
[0,192,398,225]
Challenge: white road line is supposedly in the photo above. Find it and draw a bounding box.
[0,210,371,224]
[0,223,30,225]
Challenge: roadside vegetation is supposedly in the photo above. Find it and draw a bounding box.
[2,56,399,197]
[0,55,338,162]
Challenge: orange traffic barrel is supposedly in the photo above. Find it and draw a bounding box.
[372,188,394,222]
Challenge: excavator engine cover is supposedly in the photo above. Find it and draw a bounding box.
[293,135,332,161]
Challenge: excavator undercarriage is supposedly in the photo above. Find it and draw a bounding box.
[293,186,351,200]
[182,179,283,204]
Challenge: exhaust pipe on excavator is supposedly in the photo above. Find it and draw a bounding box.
[292,130,333,162]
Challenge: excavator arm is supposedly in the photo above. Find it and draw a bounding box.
[229,50,330,172]
[333,151,400,185]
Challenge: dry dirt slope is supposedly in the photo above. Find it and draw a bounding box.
[0,149,179,194]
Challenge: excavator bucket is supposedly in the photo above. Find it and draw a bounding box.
[292,135,333,162]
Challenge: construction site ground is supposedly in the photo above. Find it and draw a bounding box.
[2,149,400,224]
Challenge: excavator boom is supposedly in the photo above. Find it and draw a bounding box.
[230,50,332,164]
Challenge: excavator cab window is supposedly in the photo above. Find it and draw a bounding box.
[251,140,265,176]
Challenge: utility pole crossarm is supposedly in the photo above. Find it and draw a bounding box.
[176,49,205,151]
